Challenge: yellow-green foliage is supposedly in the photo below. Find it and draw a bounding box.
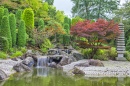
[22,8,34,31]
[108,47,117,60]
[40,38,53,53]
[11,51,23,58]
[124,51,130,61]
[20,47,27,53]
[0,51,7,59]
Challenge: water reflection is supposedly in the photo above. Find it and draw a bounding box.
[0,68,130,86]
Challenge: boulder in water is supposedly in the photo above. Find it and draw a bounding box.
[48,62,57,68]
[13,63,31,72]
[22,57,34,67]
[59,56,69,66]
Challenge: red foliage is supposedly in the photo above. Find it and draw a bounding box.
[70,19,120,58]
[71,19,120,39]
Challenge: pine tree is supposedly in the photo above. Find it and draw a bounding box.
[17,20,26,47]
[63,24,70,45]
[16,9,22,28]
[9,13,16,47]
[0,16,12,48]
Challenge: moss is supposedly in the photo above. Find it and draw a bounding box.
[0,51,7,59]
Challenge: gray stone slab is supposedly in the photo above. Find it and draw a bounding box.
[116,57,127,61]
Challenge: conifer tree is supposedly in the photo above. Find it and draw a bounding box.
[0,7,4,27]
[4,8,9,16]
[0,16,12,48]
[17,20,26,47]
[9,13,16,47]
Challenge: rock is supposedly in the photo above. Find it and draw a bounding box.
[11,58,18,61]
[56,64,63,70]
[48,62,57,68]
[72,67,85,75]
[25,50,33,57]
[0,69,8,80]
[32,55,38,67]
[74,62,89,67]
[72,50,84,60]
[22,57,34,67]
[59,56,69,66]
[88,59,104,66]
[13,63,31,72]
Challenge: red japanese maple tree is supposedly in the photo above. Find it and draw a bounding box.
[71,19,120,59]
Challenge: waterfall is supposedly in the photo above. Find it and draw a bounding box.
[37,56,49,68]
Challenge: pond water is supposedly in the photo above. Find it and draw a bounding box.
[0,67,130,86]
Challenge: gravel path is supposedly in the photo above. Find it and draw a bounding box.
[63,60,130,77]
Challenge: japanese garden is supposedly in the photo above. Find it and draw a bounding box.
[0,0,130,86]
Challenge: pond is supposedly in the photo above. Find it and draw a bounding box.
[0,67,130,86]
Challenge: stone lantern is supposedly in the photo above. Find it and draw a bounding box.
[116,23,126,61]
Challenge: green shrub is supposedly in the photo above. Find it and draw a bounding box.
[20,47,27,53]
[94,49,108,60]
[40,38,53,53]
[108,47,117,60]
[124,51,130,61]
[0,52,7,59]
[17,20,26,47]
[126,37,130,51]
[38,18,44,31]
[22,8,34,31]
[10,51,23,58]
[9,13,16,47]
[0,37,9,52]
[0,16,12,48]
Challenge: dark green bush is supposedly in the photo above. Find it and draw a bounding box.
[9,13,16,47]
[17,20,26,47]
[0,37,9,52]
[0,16,12,48]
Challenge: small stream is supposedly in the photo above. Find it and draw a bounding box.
[0,67,130,86]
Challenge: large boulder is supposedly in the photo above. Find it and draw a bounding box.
[22,57,34,67]
[0,69,8,80]
[71,50,84,60]
[88,59,104,66]
[59,56,69,66]
[13,63,31,72]
[74,62,89,67]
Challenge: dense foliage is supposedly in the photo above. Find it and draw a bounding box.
[71,19,120,58]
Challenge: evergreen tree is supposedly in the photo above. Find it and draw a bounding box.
[9,13,16,47]
[0,7,4,27]
[4,8,9,16]
[0,16,12,48]
[16,9,22,26]
[22,8,34,31]
[38,18,44,31]
[17,20,26,47]
[63,24,70,45]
